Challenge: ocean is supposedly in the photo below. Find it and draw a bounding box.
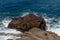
[0,0,60,40]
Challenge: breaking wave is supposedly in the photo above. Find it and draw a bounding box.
[2,17,12,27]
[42,14,60,36]
[0,12,60,40]
[0,17,22,40]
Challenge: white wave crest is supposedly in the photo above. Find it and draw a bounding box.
[0,17,22,40]
[2,17,12,27]
[21,12,38,17]
[42,14,60,36]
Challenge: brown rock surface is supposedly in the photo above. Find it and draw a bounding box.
[16,28,60,40]
[8,14,46,32]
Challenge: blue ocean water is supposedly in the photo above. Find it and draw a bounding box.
[0,0,60,18]
[0,0,60,40]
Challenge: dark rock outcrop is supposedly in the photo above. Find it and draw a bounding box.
[8,14,46,32]
[7,39,13,40]
[16,28,60,40]
[8,14,60,40]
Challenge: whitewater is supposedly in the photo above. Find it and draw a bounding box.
[0,17,22,40]
[0,12,60,40]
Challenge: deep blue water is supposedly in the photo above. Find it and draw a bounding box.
[0,0,60,19]
[0,0,60,40]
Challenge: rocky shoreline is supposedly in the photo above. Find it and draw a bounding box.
[8,14,60,40]
[16,28,60,40]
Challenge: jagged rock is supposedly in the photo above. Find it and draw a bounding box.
[16,28,60,40]
[8,14,46,32]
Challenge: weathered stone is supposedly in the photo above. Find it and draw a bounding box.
[8,14,46,32]
[16,28,60,40]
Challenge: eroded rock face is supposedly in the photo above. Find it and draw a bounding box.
[16,28,60,40]
[8,14,46,32]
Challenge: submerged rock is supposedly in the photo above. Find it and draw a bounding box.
[8,14,46,32]
[16,28,60,40]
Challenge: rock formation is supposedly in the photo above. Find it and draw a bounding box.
[16,28,60,40]
[8,13,60,40]
[8,14,46,32]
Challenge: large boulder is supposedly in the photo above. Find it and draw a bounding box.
[16,28,60,40]
[8,14,46,32]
